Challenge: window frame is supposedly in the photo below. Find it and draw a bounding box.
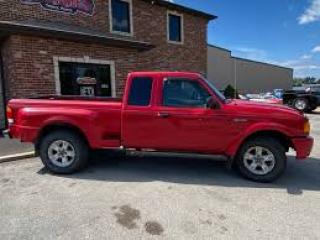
[53,56,116,97]
[109,0,134,36]
[162,78,212,109]
[167,10,184,45]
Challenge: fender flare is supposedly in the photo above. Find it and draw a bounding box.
[35,118,92,150]
[226,122,292,158]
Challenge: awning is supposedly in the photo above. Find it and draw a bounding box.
[0,20,154,51]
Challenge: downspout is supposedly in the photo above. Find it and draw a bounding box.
[0,41,8,130]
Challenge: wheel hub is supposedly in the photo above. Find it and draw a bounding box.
[243,146,276,176]
[48,140,75,168]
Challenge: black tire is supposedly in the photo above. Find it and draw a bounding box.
[236,137,287,183]
[293,98,309,112]
[310,106,317,111]
[39,130,88,174]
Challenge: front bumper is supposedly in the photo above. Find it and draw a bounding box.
[292,136,314,159]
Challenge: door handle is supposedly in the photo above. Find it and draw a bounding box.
[158,112,170,118]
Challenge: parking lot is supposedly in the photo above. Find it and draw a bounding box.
[0,112,320,240]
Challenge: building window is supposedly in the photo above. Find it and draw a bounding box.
[110,0,133,35]
[128,77,153,106]
[167,11,184,44]
[59,62,113,97]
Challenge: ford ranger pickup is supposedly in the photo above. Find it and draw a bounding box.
[4,72,314,182]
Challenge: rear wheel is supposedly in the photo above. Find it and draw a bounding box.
[294,98,309,112]
[236,137,286,183]
[39,130,88,174]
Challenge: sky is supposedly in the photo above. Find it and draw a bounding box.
[170,0,320,78]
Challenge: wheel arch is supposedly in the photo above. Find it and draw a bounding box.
[228,130,293,161]
[35,122,90,154]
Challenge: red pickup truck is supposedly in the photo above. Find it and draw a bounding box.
[5,72,313,182]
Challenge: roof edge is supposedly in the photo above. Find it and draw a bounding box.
[0,21,154,51]
[143,0,217,20]
[232,56,293,71]
[208,43,293,71]
[207,44,231,53]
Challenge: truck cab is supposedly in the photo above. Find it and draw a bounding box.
[122,72,229,153]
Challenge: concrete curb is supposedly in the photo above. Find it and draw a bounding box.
[0,151,35,163]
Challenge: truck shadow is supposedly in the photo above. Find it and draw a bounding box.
[44,151,320,195]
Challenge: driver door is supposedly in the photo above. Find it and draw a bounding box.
[150,77,228,153]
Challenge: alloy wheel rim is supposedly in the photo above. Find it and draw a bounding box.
[243,146,276,175]
[295,100,306,110]
[48,140,75,167]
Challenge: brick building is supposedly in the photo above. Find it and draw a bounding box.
[0,0,216,129]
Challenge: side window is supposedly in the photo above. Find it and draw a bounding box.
[128,77,153,106]
[163,79,211,108]
[110,0,132,34]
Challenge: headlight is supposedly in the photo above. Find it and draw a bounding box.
[303,119,310,135]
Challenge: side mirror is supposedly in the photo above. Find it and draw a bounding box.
[206,97,220,109]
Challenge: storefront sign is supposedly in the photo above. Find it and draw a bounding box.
[20,0,95,15]
[77,77,96,96]
[80,86,95,96]
[77,77,97,85]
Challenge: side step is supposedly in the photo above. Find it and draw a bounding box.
[124,149,229,162]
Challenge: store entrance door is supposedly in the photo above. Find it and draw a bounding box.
[59,62,113,97]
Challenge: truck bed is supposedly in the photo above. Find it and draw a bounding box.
[8,96,123,149]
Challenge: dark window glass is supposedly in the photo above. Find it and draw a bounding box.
[163,79,211,108]
[128,77,153,106]
[169,14,182,42]
[112,0,131,33]
[59,63,112,97]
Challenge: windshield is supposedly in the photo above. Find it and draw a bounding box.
[201,78,227,102]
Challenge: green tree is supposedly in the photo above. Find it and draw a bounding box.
[224,85,239,99]
[293,78,303,87]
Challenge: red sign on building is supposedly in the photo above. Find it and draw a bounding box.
[20,0,95,15]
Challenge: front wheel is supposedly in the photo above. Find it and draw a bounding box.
[236,138,287,183]
[39,130,88,174]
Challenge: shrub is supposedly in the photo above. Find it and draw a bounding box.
[224,85,239,99]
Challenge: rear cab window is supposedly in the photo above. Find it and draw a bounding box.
[128,77,153,106]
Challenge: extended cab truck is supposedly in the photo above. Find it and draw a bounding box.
[5,72,314,182]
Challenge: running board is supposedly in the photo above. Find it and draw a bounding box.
[124,149,229,161]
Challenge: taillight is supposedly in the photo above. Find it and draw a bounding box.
[6,106,14,125]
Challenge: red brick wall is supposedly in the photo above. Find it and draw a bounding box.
[0,0,209,98]
[2,35,141,98]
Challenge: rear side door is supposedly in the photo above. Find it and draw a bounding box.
[121,74,159,148]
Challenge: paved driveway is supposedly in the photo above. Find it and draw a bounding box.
[0,112,320,240]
